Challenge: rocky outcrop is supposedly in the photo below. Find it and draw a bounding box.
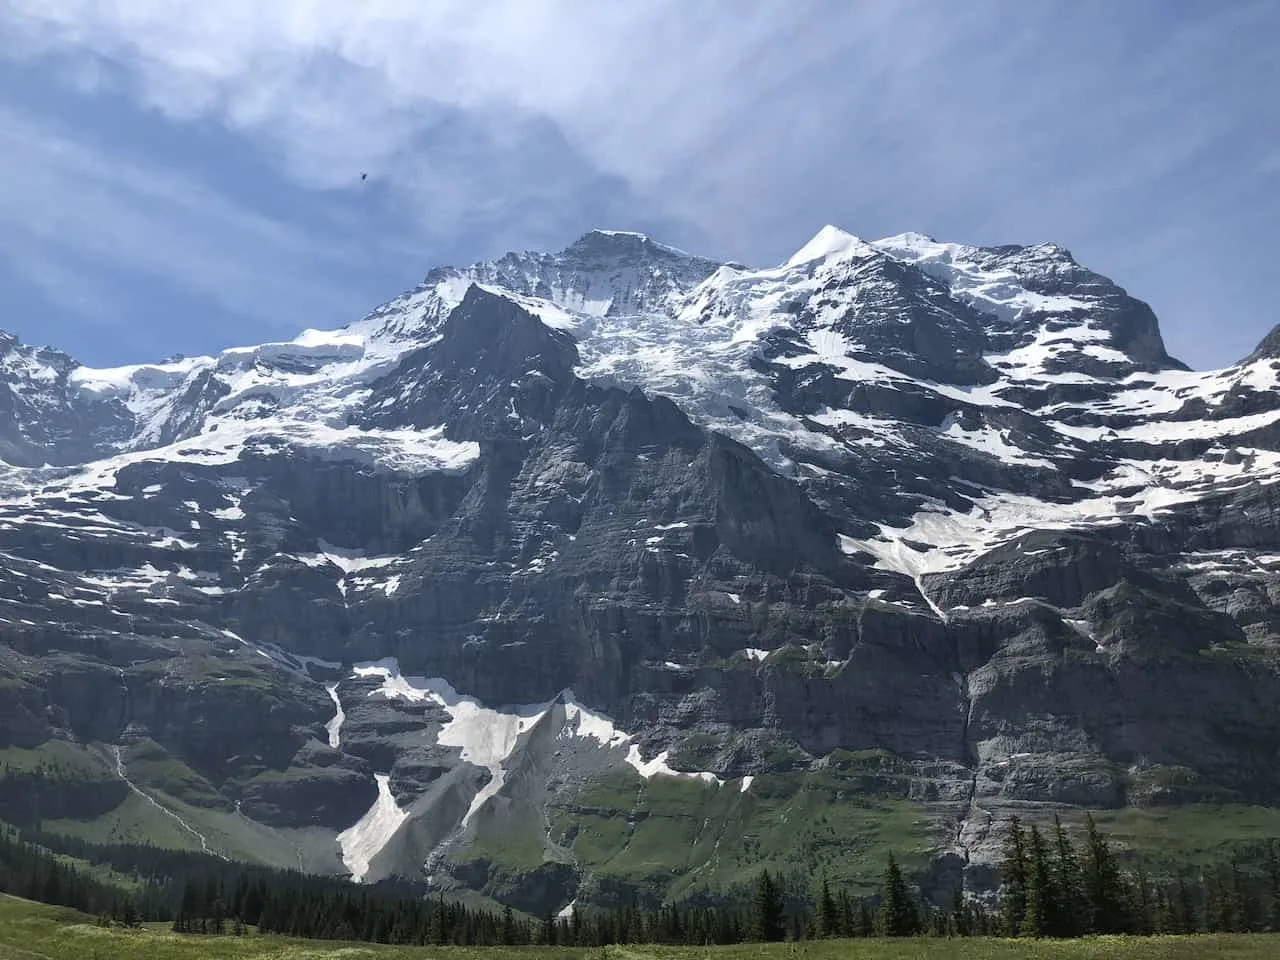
[2,226,1280,908]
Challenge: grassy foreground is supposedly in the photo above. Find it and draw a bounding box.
[3,896,1280,960]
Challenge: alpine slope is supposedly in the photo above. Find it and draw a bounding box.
[2,225,1279,910]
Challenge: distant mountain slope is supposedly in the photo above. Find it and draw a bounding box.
[2,225,1279,911]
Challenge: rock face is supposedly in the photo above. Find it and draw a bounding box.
[2,225,1280,908]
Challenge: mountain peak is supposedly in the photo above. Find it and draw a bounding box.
[784,224,873,268]
[3,219,1280,908]
[563,228,696,261]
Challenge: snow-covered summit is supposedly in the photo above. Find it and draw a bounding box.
[784,224,877,268]
[2,223,1276,580]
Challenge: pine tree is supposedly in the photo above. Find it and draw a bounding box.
[1081,814,1128,933]
[1020,825,1053,938]
[878,853,918,937]
[1050,815,1082,937]
[999,816,1028,936]
[749,869,785,942]
[815,872,838,938]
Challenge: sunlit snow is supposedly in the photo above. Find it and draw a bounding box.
[350,657,722,840]
[337,773,407,883]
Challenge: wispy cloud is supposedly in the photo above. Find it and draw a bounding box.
[0,0,1276,366]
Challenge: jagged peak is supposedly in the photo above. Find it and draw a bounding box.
[563,228,697,261]
[784,224,876,269]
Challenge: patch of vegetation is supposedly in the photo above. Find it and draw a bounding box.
[550,768,936,903]
[0,740,125,825]
[465,804,558,873]
[0,740,113,778]
[131,654,284,692]
[2,896,1280,960]
[42,779,323,872]
[1092,804,1280,867]
[668,732,725,770]
[42,790,208,852]
[121,739,226,809]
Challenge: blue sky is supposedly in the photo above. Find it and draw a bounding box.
[1,0,1276,369]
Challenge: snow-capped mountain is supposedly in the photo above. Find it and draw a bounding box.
[3,226,1279,910]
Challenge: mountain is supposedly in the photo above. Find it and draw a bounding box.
[3,225,1279,912]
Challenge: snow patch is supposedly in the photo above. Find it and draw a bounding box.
[623,744,721,784]
[352,659,722,821]
[354,659,548,825]
[324,683,344,749]
[337,773,408,883]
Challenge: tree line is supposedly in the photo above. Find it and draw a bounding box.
[4,816,1280,944]
[0,828,147,924]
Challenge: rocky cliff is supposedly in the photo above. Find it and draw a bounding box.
[2,226,1279,910]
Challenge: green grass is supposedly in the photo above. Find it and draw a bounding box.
[465,805,560,872]
[0,741,114,779]
[1092,804,1280,866]
[131,654,284,692]
[2,895,1279,960]
[550,769,936,902]
[42,790,212,852]
[117,739,225,809]
[41,771,339,872]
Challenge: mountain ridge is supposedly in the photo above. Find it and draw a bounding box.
[2,224,1280,912]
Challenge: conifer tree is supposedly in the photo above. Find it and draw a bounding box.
[878,853,918,937]
[815,872,838,938]
[1081,814,1128,933]
[1050,815,1082,937]
[999,816,1028,936]
[1020,824,1052,938]
[750,869,785,942]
